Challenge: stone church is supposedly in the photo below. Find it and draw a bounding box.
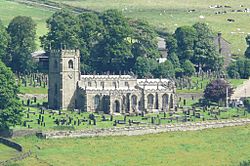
[48,49,176,114]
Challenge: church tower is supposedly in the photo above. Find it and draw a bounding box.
[48,49,80,110]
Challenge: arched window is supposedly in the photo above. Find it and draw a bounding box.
[113,82,117,89]
[101,81,104,89]
[162,94,169,110]
[131,95,137,112]
[94,95,100,110]
[88,81,92,87]
[131,95,137,107]
[147,94,154,109]
[68,60,73,69]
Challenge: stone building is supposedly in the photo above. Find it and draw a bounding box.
[48,49,176,114]
[214,32,232,67]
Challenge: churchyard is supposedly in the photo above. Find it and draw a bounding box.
[14,73,249,131]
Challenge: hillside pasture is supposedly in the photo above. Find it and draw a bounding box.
[8,124,250,166]
[50,0,250,55]
[0,0,53,45]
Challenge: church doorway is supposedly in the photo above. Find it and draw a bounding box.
[113,100,120,113]
[102,95,110,114]
[131,95,137,112]
[162,94,169,111]
[94,95,101,112]
[147,94,154,109]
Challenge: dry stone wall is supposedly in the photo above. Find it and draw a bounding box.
[41,118,250,139]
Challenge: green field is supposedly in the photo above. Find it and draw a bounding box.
[0,0,53,46]
[0,143,20,161]
[1,0,249,54]
[49,0,250,55]
[4,124,249,165]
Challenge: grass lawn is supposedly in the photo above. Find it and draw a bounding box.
[176,77,246,93]
[19,86,47,94]
[8,124,250,166]
[16,97,249,130]
[50,0,250,55]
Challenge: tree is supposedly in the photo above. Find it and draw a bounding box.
[182,60,195,76]
[78,13,104,73]
[192,22,223,71]
[227,61,240,78]
[153,60,175,78]
[204,79,233,104]
[0,60,22,130]
[227,58,250,79]
[130,19,160,59]
[41,10,80,50]
[164,33,180,68]
[245,35,250,59]
[7,16,36,73]
[175,26,197,62]
[134,56,157,78]
[0,20,10,65]
[91,9,132,73]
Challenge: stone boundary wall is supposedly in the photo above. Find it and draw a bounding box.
[0,129,41,138]
[41,118,250,139]
[0,150,32,166]
[0,137,23,152]
[177,93,203,99]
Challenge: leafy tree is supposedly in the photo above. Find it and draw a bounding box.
[182,60,195,76]
[41,10,80,50]
[134,56,157,78]
[77,13,104,72]
[204,79,233,104]
[0,60,22,130]
[164,33,180,68]
[91,9,132,73]
[7,16,36,73]
[245,35,250,59]
[227,61,240,78]
[239,160,250,166]
[243,98,250,112]
[227,58,250,79]
[175,26,197,62]
[0,20,10,65]
[130,19,160,59]
[192,22,223,71]
[153,60,175,78]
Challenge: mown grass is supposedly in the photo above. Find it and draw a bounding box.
[9,124,250,166]
[176,77,246,93]
[19,86,47,94]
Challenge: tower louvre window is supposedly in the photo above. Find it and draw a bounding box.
[68,60,73,69]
